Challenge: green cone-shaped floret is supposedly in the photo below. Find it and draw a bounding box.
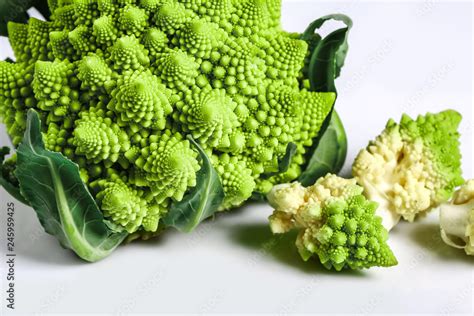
[268,175,398,271]
[142,28,168,58]
[109,70,172,129]
[0,62,32,145]
[68,25,97,55]
[153,1,192,35]
[259,34,308,80]
[77,54,112,92]
[95,176,148,233]
[33,60,80,116]
[176,20,223,59]
[73,110,131,165]
[50,30,79,60]
[110,35,150,70]
[174,87,238,148]
[232,0,270,37]
[7,22,30,62]
[130,131,200,202]
[298,90,336,146]
[211,38,266,96]
[53,4,76,30]
[93,15,119,47]
[27,18,54,62]
[118,5,148,37]
[214,154,255,209]
[155,49,199,90]
[43,121,70,153]
[195,0,234,31]
[139,0,165,14]
[73,0,100,27]
[265,0,282,28]
[97,0,117,16]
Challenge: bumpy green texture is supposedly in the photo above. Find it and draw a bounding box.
[0,0,335,234]
[353,110,463,225]
[268,174,397,271]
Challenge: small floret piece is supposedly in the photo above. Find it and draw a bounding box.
[93,15,119,47]
[27,18,54,62]
[174,87,238,148]
[72,109,131,166]
[439,180,474,256]
[77,54,112,92]
[94,175,148,233]
[214,154,255,209]
[353,110,463,229]
[127,131,200,203]
[53,4,76,30]
[268,174,398,271]
[68,26,97,55]
[176,20,223,60]
[118,5,148,36]
[108,70,172,129]
[153,1,193,35]
[50,30,79,61]
[142,28,168,59]
[109,35,150,70]
[32,60,80,116]
[232,0,270,37]
[154,50,199,90]
[7,22,30,62]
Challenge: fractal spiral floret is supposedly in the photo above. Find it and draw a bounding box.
[0,0,336,235]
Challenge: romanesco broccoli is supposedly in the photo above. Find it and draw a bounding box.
[268,174,398,271]
[0,0,336,235]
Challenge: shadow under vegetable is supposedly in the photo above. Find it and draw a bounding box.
[227,222,365,276]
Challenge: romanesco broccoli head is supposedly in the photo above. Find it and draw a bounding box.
[0,0,336,234]
[439,179,474,256]
[353,110,463,228]
[268,174,398,271]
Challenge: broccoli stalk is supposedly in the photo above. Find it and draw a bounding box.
[439,180,474,255]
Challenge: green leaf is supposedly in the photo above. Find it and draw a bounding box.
[260,142,297,179]
[163,135,225,233]
[302,14,352,93]
[298,14,351,185]
[0,0,50,37]
[299,111,347,186]
[15,110,127,262]
[0,147,29,205]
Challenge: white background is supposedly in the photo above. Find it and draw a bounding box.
[0,0,473,314]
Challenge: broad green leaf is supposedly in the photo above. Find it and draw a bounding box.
[0,147,29,205]
[163,135,225,233]
[15,110,127,262]
[298,14,351,185]
[299,111,347,186]
[302,14,353,92]
[0,0,50,37]
[260,142,297,179]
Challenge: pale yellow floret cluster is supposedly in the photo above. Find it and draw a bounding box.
[354,125,440,224]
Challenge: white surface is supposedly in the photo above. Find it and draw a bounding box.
[1,1,473,314]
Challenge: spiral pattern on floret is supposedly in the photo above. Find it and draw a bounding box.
[174,87,238,148]
[129,132,200,203]
[269,175,398,270]
[73,110,131,165]
[109,70,173,129]
[0,0,338,234]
